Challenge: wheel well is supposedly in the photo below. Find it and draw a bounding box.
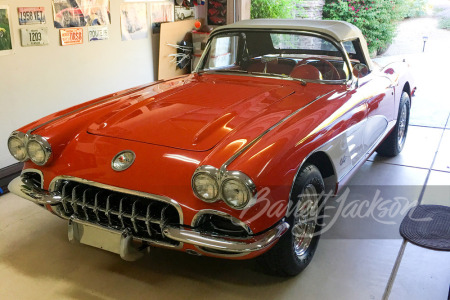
[403,82,411,97]
[303,151,337,191]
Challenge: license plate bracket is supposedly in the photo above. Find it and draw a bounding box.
[68,218,144,261]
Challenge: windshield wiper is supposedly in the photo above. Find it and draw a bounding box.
[250,72,307,86]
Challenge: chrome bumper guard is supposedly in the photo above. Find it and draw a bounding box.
[9,175,289,257]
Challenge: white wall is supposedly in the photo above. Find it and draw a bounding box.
[0,0,158,169]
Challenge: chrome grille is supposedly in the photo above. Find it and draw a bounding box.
[55,180,181,247]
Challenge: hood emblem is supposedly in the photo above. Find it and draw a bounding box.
[112,150,136,171]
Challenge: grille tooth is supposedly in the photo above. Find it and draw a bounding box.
[61,181,70,213]
[118,198,125,229]
[55,180,180,246]
[71,185,81,215]
[93,192,101,222]
[145,204,153,237]
[82,189,91,221]
[106,194,113,226]
[131,201,139,233]
[160,205,169,232]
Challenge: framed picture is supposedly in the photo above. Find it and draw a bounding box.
[208,0,226,25]
[0,5,13,55]
[151,2,174,34]
[174,0,194,22]
[120,3,148,40]
[52,0,110,28]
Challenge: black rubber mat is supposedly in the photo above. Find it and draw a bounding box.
[400,205,450,251]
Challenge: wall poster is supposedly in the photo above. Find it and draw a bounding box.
[53,0,110,28]
[18,7,46,25]
[151,2,174,34]
[60,27,83,45]
[120,3,148,41]
[0,5,13,55]
[20,28,49,46]
[174,0,194,22]
[208,0,226,25]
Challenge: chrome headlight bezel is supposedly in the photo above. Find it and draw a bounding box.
[191,166,257,210]
[221,171,257,210]
[191,165,220,202]
[26,135,52,166]
[7,131,29,162]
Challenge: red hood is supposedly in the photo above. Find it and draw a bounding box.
[87,77,296,151]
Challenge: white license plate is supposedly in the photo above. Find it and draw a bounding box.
[69,221,122,254]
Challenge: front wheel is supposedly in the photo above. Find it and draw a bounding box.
[376,91,410,157]
[259,164,324,276]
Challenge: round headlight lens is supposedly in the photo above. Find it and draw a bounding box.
[8,136,27,161]
[27,140,47,165]
[222,179,251,209]
[193,173,219,201]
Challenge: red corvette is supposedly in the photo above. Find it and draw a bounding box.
[8,19,415,276]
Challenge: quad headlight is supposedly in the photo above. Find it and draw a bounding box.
[7,131,28,162]
[192,166,220,202]
[192,166,257,210]
[8,132,52,166]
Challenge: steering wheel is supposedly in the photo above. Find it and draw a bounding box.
[297,57,341,80]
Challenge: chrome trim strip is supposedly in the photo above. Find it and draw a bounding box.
[162,221,289,254]
[49,176,184,225]
[27,84,155,134]
[220,90,335,173]
[191,209,253,235]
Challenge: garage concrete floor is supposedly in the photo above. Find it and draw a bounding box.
[1,18,449,300]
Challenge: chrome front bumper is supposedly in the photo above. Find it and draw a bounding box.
[8,175,289,257]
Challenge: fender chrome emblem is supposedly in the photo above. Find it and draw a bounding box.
[112,150,136,171]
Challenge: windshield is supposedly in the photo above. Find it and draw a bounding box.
[197,30,351,83]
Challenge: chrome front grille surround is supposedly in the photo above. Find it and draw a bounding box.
[52,179,182,248]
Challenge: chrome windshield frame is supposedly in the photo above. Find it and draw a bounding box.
[194,28,354,85]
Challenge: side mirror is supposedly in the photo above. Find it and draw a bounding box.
[353,63,369,78]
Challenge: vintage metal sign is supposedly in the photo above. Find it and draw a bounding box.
[88,26,108,42]
[18,7,46,25]
[20,28,49,46]
[60,27,83,45]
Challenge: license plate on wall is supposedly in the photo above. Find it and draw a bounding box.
[20,28,49,46]
[60,27,83,46]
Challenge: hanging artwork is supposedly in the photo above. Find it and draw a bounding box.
[18,7,46,25]
[151,2,174,34]
[0,5,13,55]
[208,0,226,25]
[120,3,148,41]
[174,0,194,22]
[52,0,110,28]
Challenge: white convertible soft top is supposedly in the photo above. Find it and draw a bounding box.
[214,19,374,69]
[216,19,365,42]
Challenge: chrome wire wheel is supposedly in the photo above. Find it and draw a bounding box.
[292,184,320,258]
[397,102,408,149]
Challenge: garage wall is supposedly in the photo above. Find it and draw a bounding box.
[0,0,159,169]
